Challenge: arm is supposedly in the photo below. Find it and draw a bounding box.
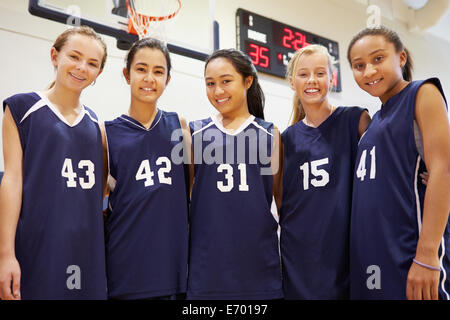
[0,106,23,300]
[406,83,450,300]
[272,126,283,215]
[358,110,371,140]
[178,115,193,198]
[99,122,109,199]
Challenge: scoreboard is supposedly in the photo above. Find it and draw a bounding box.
[236,8,342,92]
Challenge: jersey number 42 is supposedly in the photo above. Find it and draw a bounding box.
[136,157,172,187]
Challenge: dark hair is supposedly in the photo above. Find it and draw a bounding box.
[49,26,107,89]
[125,38,172,78]
[347,25,413,81]
[204,49,265,119]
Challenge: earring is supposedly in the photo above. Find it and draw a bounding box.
[91,80,96,86]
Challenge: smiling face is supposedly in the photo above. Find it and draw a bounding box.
[204,57,253,118]
[51,33,104,92]
[289,52,332,107]
[124,47,170,107]
[349,35,407,104]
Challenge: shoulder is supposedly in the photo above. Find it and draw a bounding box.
[415,78,447,104]
[415,78,447,119]
[281,121,299,142]
[251,117,275,138]
[3,92,43,125]
[252,117,274,131]
[160,109,180,123]
[338,105,367,118]
[3,92,41,113]
[160,110,185,129]
[189,117,214,135]
[83,105,99,122]
[176,113,188,130]
[104,116,123,128]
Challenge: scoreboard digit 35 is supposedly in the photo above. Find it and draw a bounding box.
[236,8,342,92]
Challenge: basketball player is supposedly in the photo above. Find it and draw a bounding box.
[0,26,108,300]
[102,38,190,300]
[348,26,450,300]
[280,44,370,299]
[187,49,283,300]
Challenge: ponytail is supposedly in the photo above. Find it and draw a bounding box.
[247,76,265,119]
[289,94,305,125]
[402,47,413,82]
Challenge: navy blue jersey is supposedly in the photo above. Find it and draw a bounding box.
[280,106,365,299]
[187,115,283,300]
[3,92,106,300]
[350,78,450,300]
[104,110,189,299]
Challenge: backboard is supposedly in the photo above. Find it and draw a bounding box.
[29,0,218,60]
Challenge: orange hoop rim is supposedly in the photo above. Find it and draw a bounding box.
[126,0,182,23]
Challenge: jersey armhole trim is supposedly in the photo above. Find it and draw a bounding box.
[192,120,215,136]
[252,120,274,137]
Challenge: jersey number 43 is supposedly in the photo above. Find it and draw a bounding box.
[61,158,95,189]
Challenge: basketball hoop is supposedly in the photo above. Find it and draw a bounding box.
[126,0,182,41]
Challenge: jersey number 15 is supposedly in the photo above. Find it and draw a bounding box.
[299,158,329,190]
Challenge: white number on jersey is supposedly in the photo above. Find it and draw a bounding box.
[156,156,172,185]
[299,158,330,190]
[136,159,155,187]
[78,160,95,189]
[136,157,173,187]
[356,146,376,181]
[61,158,95,189]
[217,164,249,192]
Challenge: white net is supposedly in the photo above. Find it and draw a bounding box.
[127,0,182,42]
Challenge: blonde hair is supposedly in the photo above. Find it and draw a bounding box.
[286,44,335,125]
[48,26,107,89]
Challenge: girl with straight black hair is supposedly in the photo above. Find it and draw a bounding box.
[186,49,283,299]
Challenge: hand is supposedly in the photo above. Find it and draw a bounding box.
[420,172,429,186]
[0,255,21,300]
[406,257,440,300]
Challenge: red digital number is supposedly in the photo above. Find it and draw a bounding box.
[248,43,270,68]
[249,43,260,65]
[282,28,294,48]
[259,46,269,68]
[282,28,310,50]
[292,32,310,50]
